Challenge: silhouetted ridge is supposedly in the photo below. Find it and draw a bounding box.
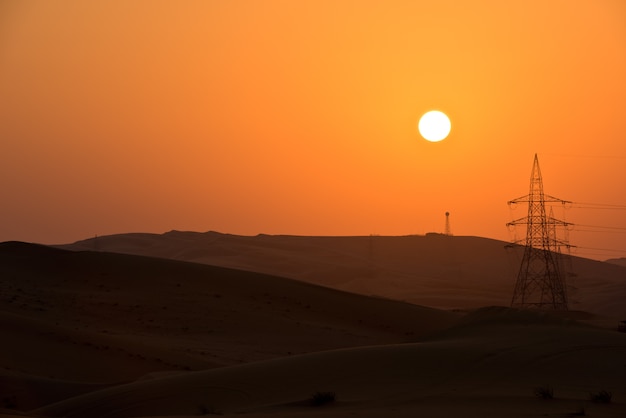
[0,241,67,257]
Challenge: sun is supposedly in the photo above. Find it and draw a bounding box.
[418,110,451,142]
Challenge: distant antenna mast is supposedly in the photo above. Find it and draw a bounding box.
[507,154,571,310]
[444,212,452,236]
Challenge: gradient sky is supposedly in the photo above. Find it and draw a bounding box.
[1,0,625,260]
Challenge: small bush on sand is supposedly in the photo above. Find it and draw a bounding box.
[2,396,17,409]
[590,390,612,404]
[310,391,336,407]
[197,404,222,415]
[534,386,554,400]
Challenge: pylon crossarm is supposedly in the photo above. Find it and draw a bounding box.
[508,195,570,205]
[507,195,530,205]
[547,218,573,227]
[507,216,532,226]
[543,194,572,204]
[506,217,574,226]
[552,240,576,248]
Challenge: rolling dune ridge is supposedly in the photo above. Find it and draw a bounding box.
[1,236,625,417]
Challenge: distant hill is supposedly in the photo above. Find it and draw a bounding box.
[59,231,626,319]
[605,257,626,267]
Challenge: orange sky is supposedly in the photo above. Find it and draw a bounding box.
[1,0,625,260]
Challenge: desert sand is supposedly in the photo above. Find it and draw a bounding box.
[62,231,626,320]
[1,234,625,417]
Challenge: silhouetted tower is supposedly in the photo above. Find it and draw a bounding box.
[444,212,452,236]
[507,154,571,310]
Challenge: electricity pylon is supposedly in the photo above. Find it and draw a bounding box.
[507,154,571,310]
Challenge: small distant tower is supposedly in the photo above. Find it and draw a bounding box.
[444,212,452,236]
[507,154,571,310]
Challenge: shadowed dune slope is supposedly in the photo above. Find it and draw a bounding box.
[3,242,625,417]
[35,307,626,418]
[60,231,626,318]
[0,241,458,410]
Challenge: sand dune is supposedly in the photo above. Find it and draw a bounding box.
[35,307,626,418]
[605,257,626,267]
[0,241,457,412]
[61,231,626,319]
[3,239,625,417]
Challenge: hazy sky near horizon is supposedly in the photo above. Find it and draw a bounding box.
[1,0,625,260]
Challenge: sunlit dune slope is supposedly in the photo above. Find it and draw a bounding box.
[35,307,626,418]
[61,231,626,318]
[0,241,458,408]
[606,257,626,268]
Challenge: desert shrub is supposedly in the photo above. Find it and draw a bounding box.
[534,386,554,400]
[2,395,17,409]
[589,390,612,404]
[197,404,222,415]
[310,391,336,406]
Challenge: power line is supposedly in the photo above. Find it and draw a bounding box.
[575,202,626,207]
[575,223,626,231]
[575,245,626,254]
[507,166,626,260]
[574,229,626,235]
[572,251,626,259]
[570,202,626,210]
[540,152,626,160]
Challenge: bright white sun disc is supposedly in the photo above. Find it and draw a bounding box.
[418,110,451,142]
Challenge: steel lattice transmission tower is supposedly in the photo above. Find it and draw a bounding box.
[507,154,572,310]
